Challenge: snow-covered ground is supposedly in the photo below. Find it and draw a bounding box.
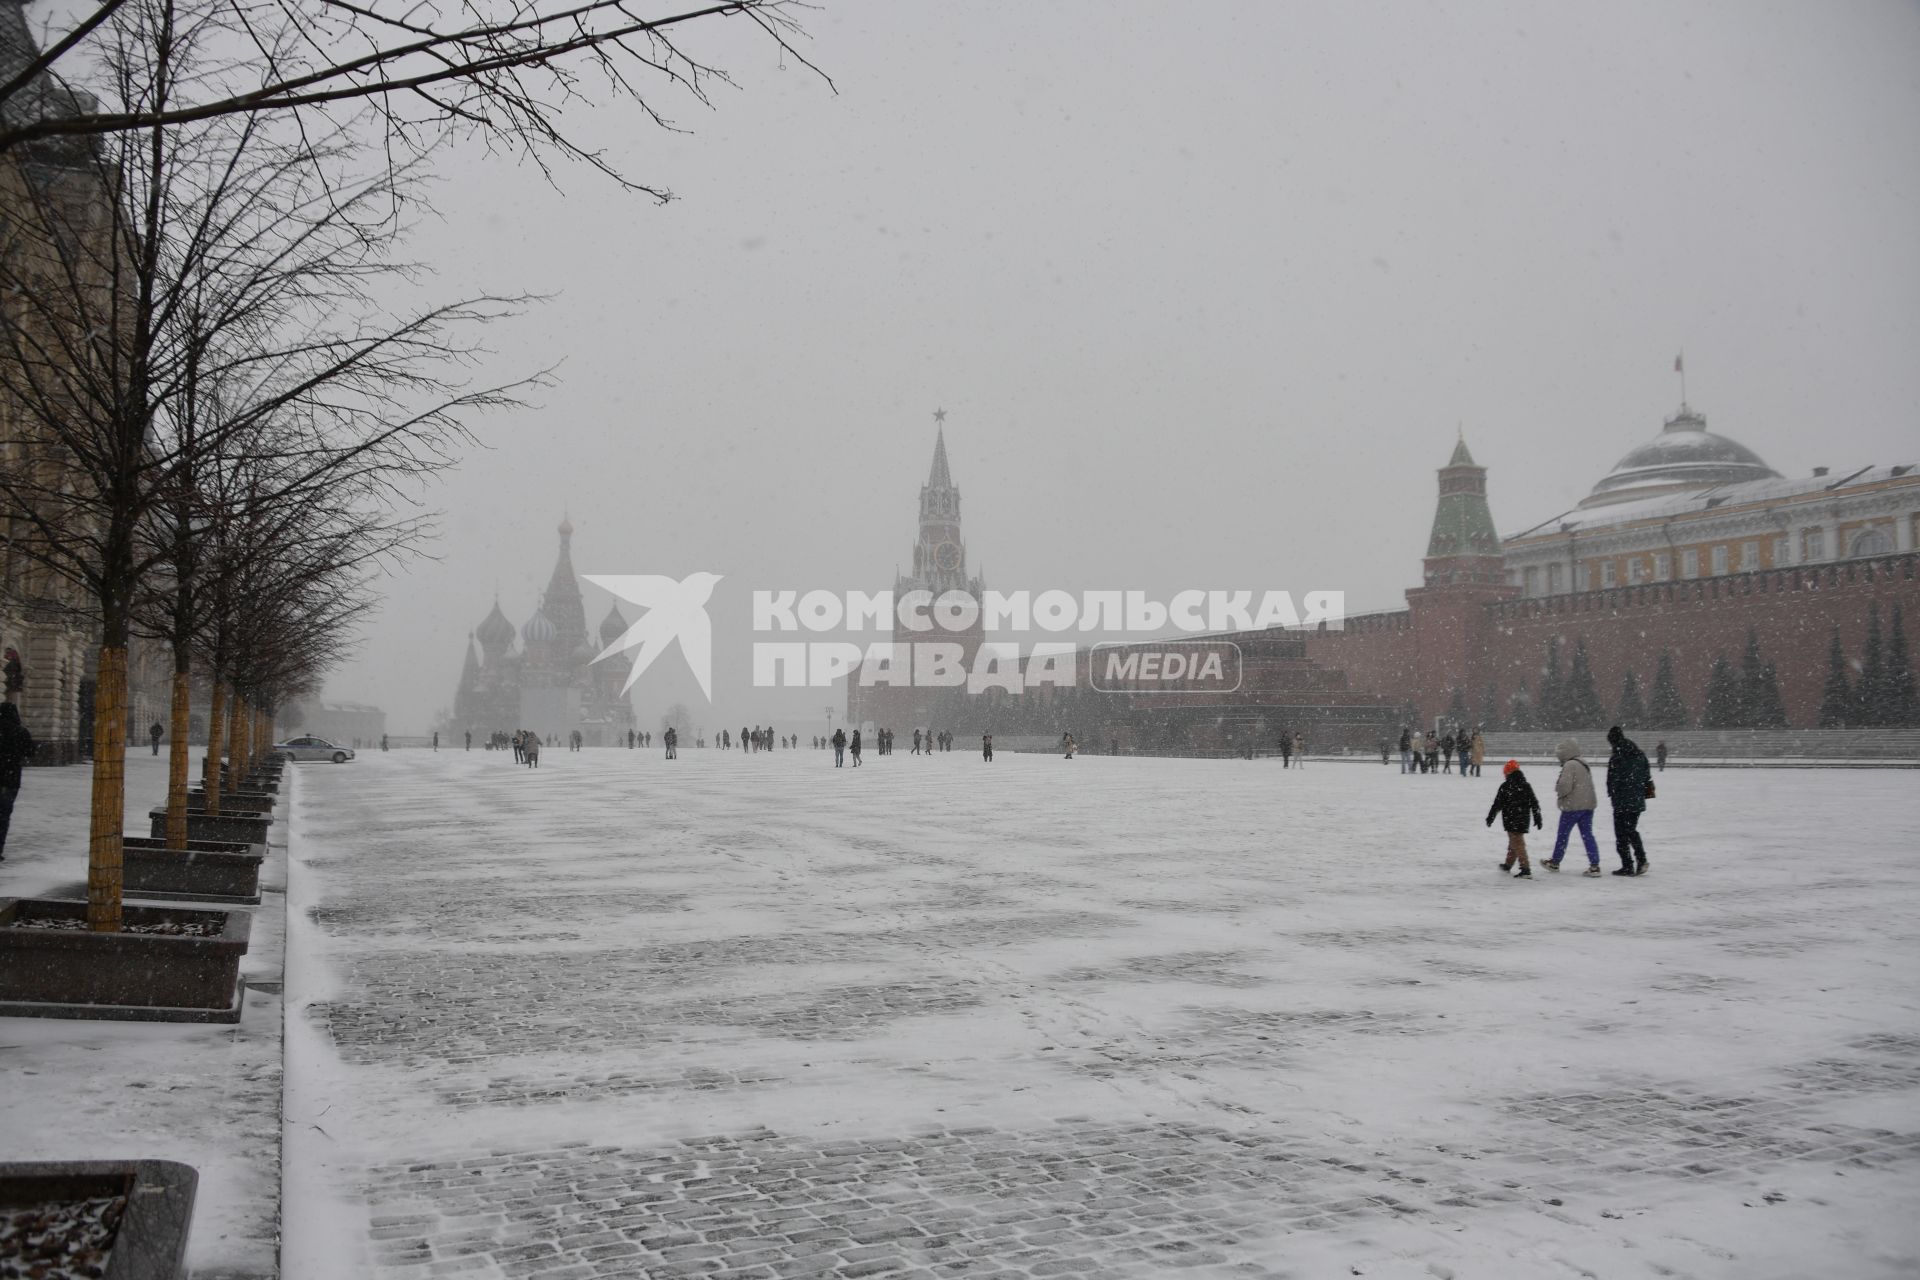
[274,747,1920,1279]
[8,749,1920,1278]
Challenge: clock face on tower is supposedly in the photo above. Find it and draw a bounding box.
[934,540,962,572]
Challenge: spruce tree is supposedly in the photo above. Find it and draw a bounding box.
[1886,602,1917,726]
[1479,682,1503,731]
[1737,627,1768,729]
[1818,626,1853,728]
[1447,685,1469,727]
[1565,637,1604,726]
[1648,650,1689,728]
[1855,602,1886,726]
[1702,653,1742,729]
[1616,669,1647,725]
[1539,636,1565,728]
[1508,682,1535,732]
[1751,663,1788,728]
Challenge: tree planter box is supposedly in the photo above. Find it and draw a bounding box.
[0,900,249,1022]
[149,808,271,846]
[184,790,275,815]
[121,838,265,905]
[0,1160,197,1280]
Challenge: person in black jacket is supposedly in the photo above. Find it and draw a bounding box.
[0,701,36,860]
[1605,725,1653,876]
[1485,758,1542,878]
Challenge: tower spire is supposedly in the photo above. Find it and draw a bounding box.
[927,409,952,489]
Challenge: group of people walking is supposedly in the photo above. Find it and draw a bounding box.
[1397,725,1484,776]
[1485,726,1655,879]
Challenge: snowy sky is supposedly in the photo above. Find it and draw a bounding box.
[273,0,1920,732]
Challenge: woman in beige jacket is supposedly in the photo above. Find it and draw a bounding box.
[1547,737,1601,874]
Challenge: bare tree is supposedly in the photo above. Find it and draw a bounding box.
[0,0,825,195]
[1,18,529,928]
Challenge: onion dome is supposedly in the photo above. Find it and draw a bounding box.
[475,600,515,650]
[521,608,557,646]
[558,514,574,540]
[1580,406,1780,508]
[599,602,628,646]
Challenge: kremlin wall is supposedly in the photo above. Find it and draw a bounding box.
[853,406,1919,749]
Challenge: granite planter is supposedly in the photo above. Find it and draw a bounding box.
[184,790,275,815]
[148,807,271,846]
[0,1160,196,1279]
[121,837,266,905]
[0,899,250,1022]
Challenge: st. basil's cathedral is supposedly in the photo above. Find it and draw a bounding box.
[450,518,638,744]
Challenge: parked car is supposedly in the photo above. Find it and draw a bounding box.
[272,736,355,763]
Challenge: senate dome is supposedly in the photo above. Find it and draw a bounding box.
[1579,406,1780,509]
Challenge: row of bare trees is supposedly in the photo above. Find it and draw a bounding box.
[1,0,815,931]
[0,8,499,930]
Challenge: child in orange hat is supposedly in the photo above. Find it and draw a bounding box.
[1485,759,1543,878]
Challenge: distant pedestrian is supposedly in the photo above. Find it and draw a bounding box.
[1379,738,1390,765]
[1279,732,1292,768]
[982,732,994,762]
[912,728,922,755]
[1293,731,1305,765]
[381,734,389,752]
[1399,726,1413,774]
[1546,738,1602,875]
[0,702,36,861]
[524,735,540,768]
[1063,732,1076,759]
[1423,732,1439,774]
[149,720,164,755]
[465,729,472,751]
[1457,735,1471,778]
[1470,729,1485,777]
[432,731,439,752]
[832,727,846,767]
[850,729,863,765]
[1605,726,1653,876]
[1655,740,1668,772]
[1485,759,1542,879]
[1440,731,1455,773]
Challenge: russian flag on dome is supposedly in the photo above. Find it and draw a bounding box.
[1674,352,1684,373]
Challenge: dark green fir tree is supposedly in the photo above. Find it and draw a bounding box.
[1565,637,1604,727]
[1616,669,1647,726]
[1702,653,1743,729]
[1855,602,1887,727]
[1886,602,1917,726]
[1818,626,1853,728]
[1647,650,1690,728]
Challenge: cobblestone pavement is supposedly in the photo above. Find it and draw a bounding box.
[283,752,1920,1279]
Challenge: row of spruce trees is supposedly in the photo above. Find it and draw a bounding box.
[1441,602,1915,731]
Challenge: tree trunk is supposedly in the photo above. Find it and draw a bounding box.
[226,693,244,794]
[87,646,128,932]
[202,680,226,816]
[166,667,190,849]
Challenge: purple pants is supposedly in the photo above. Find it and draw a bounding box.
[1550,810,1599,866]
